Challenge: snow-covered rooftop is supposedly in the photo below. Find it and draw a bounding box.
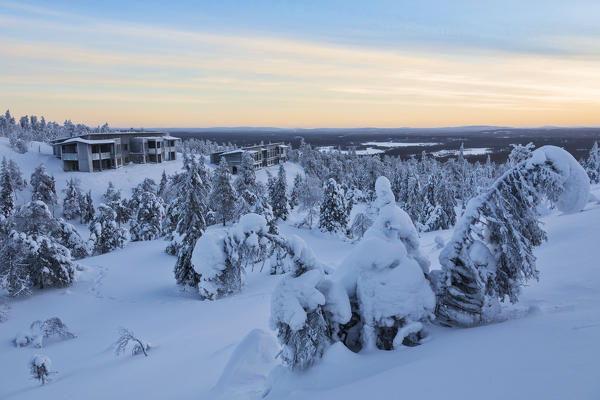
[221,149,245,155]
[61,138,117,145]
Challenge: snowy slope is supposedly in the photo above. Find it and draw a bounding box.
[0,140,599,399]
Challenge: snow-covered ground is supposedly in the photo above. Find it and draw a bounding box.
[1,141,599,399]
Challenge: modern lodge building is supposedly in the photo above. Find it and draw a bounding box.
[210,143,289,174]
[51,132,181,172]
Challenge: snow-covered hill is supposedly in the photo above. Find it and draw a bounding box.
[0,142,599,399]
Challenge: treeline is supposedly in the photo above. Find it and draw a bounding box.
[0,109,111,153]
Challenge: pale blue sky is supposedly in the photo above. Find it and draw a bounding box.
[1,0,599,127]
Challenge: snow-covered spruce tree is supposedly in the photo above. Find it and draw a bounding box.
[7,159,26,192]
[421,170,456,232]
[0,158,15,218]
[435,146,590,327]
[33,237,75,290]
[191,213,304,299]
[4,201,78,292]
[9,200,86,259]
[56,218,89,259]
[508,142,535,167]
[30,164,57,211]
[103,182,130,226]
[130,191,164,241]
[289,173,303,210]
[319,178,348,234]
[80,190,95,224]
[89,204,127,255]
[336,177,434,352]
[210,158,236,226]
[585,141,600,184]
[157,170,168,201]
[233,152,260,220]
[0,231,75,296]
[192,214,267,300]
[173,155,211,288]
[0,231,32,297]
[270,235,350,370]
[270,163,289,221]
[62,178,82,221]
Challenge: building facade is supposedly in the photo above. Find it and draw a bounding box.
[210,143,289,174]
[51,132,181,172]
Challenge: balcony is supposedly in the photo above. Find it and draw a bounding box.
[92,152,113,160]
[62,153,78,161]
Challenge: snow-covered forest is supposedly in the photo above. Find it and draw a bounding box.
[1,110,599,399]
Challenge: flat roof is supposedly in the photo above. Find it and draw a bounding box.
[61,138,116,145]
[221,149,245,155]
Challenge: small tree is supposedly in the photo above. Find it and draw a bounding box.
[130,191,165,241]
[30,355,53,385]
[62,178,82,220]
[270,164,289,221]
[80,190,95,224]
[585,141,600,184]
[508,142,535,167]
[30,164,57,211]
[157,170,168,201]
[289,173,303,210]
[7,159,26,192]
[103,182,130,226]
[319,178,348,234]
[0,158,15,218]
[210,158,236,226]
[115,328,150,357]
[89,204,127,254]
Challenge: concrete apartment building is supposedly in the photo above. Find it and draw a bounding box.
[210,143,289,174]
[51,132,181,172]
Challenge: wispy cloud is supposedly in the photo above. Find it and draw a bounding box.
[1,1,600,127]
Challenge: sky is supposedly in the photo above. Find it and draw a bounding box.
[1,0,600,128]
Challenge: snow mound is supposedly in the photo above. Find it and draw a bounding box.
[233,213,267,237]
[270,269,325,331]
[212,329,279,399]
[356,239,435,323]
[191,230,227,279]
[528,145,590,213]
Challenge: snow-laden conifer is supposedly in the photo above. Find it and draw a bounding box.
[435,146,590,327]
[62,178,81,220]
[89,204,127,255]
[336,177,434,351]
[130,191,164,241]
[270,164,289,221]
[30,164,57,211]
[210,158,236,226]
[585,141,600,184]
[319,178,348,234]
[0,158,15,218]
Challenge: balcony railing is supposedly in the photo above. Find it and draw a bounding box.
[92,152,113,160]
[62,153,78,161]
